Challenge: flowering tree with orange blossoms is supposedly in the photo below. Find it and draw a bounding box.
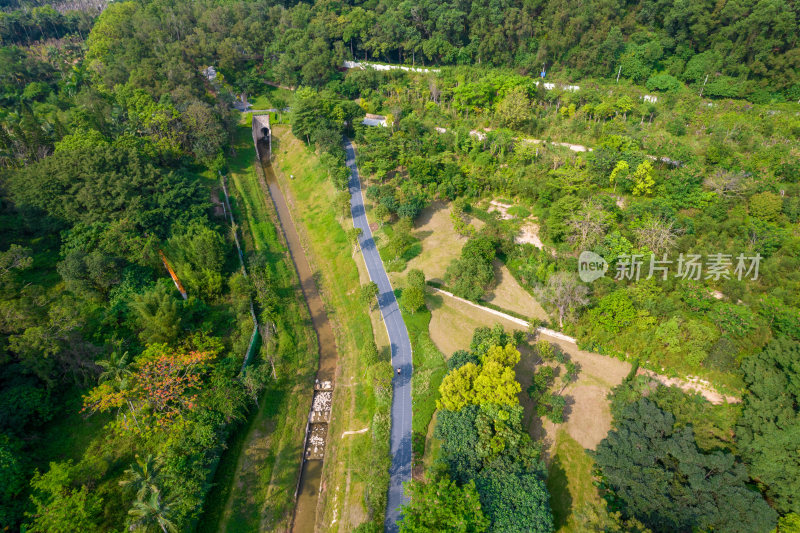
[83,340,216,431]
[135,349,214,426]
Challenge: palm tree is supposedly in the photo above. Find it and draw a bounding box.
[98,350,132,388]
[98,350,141,430]
[120,454,161,501]
[128,491,177,533]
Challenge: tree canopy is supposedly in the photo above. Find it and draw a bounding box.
[737,338,800,515]
[399,475,489,533]
[434,327,553,532]
[595,398,776,533]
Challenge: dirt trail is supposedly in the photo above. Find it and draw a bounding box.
[430,287,739,406]
[434,126,681,165]
[638,370,740,404]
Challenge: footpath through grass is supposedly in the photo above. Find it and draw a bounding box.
[199,123,317,533]
[271,126,390,531]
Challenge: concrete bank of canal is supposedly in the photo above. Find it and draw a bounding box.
[255,120,338,533]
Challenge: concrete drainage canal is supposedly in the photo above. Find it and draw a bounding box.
[253,115,338,533]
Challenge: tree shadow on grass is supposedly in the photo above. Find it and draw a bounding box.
[425,293,444,311]
[562,394,575,423]
[379,345,392,363]
[402,242,422,261]
[547,454,573,530]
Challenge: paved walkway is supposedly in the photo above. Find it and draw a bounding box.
[344,139,412,533]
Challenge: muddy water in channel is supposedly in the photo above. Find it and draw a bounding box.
[257,140,337,532]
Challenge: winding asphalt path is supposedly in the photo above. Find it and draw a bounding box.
[344,139,412,533]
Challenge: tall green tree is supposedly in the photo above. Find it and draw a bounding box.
[399,475,489,533]
[119,454,161,501]
[596,398,776,533]
[127,491,177,533]
[737,338,800,515]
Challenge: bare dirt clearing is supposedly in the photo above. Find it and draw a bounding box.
[487,200,514,219]
[639,369,740,404]
[516,221,544,248]
[485,199,544,249]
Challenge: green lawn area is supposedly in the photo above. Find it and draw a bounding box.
[547,429,611,532]
[270,125,390,531]
[198,121,317,533]
[248,87,292,110]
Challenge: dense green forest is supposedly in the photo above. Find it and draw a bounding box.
[2,0,799,530]
[1,0,267,530]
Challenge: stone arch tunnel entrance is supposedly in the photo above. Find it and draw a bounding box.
[251,114,271,158]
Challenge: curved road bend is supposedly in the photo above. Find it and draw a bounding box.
[344,139,412,532]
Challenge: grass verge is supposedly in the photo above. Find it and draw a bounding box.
[248,87,292,110]
[271,126,390,531]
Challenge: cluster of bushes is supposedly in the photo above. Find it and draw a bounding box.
[444,234,499,301]
[525,341,579,424]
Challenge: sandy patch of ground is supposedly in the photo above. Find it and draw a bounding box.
[558,384,614,449]
[488,200,514,220]
[484,260,548,320]
[518,137,592,153]
[539,333,632,389]
[638,369,740,404]
[516,221,544,248]
[486,198,544,249]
